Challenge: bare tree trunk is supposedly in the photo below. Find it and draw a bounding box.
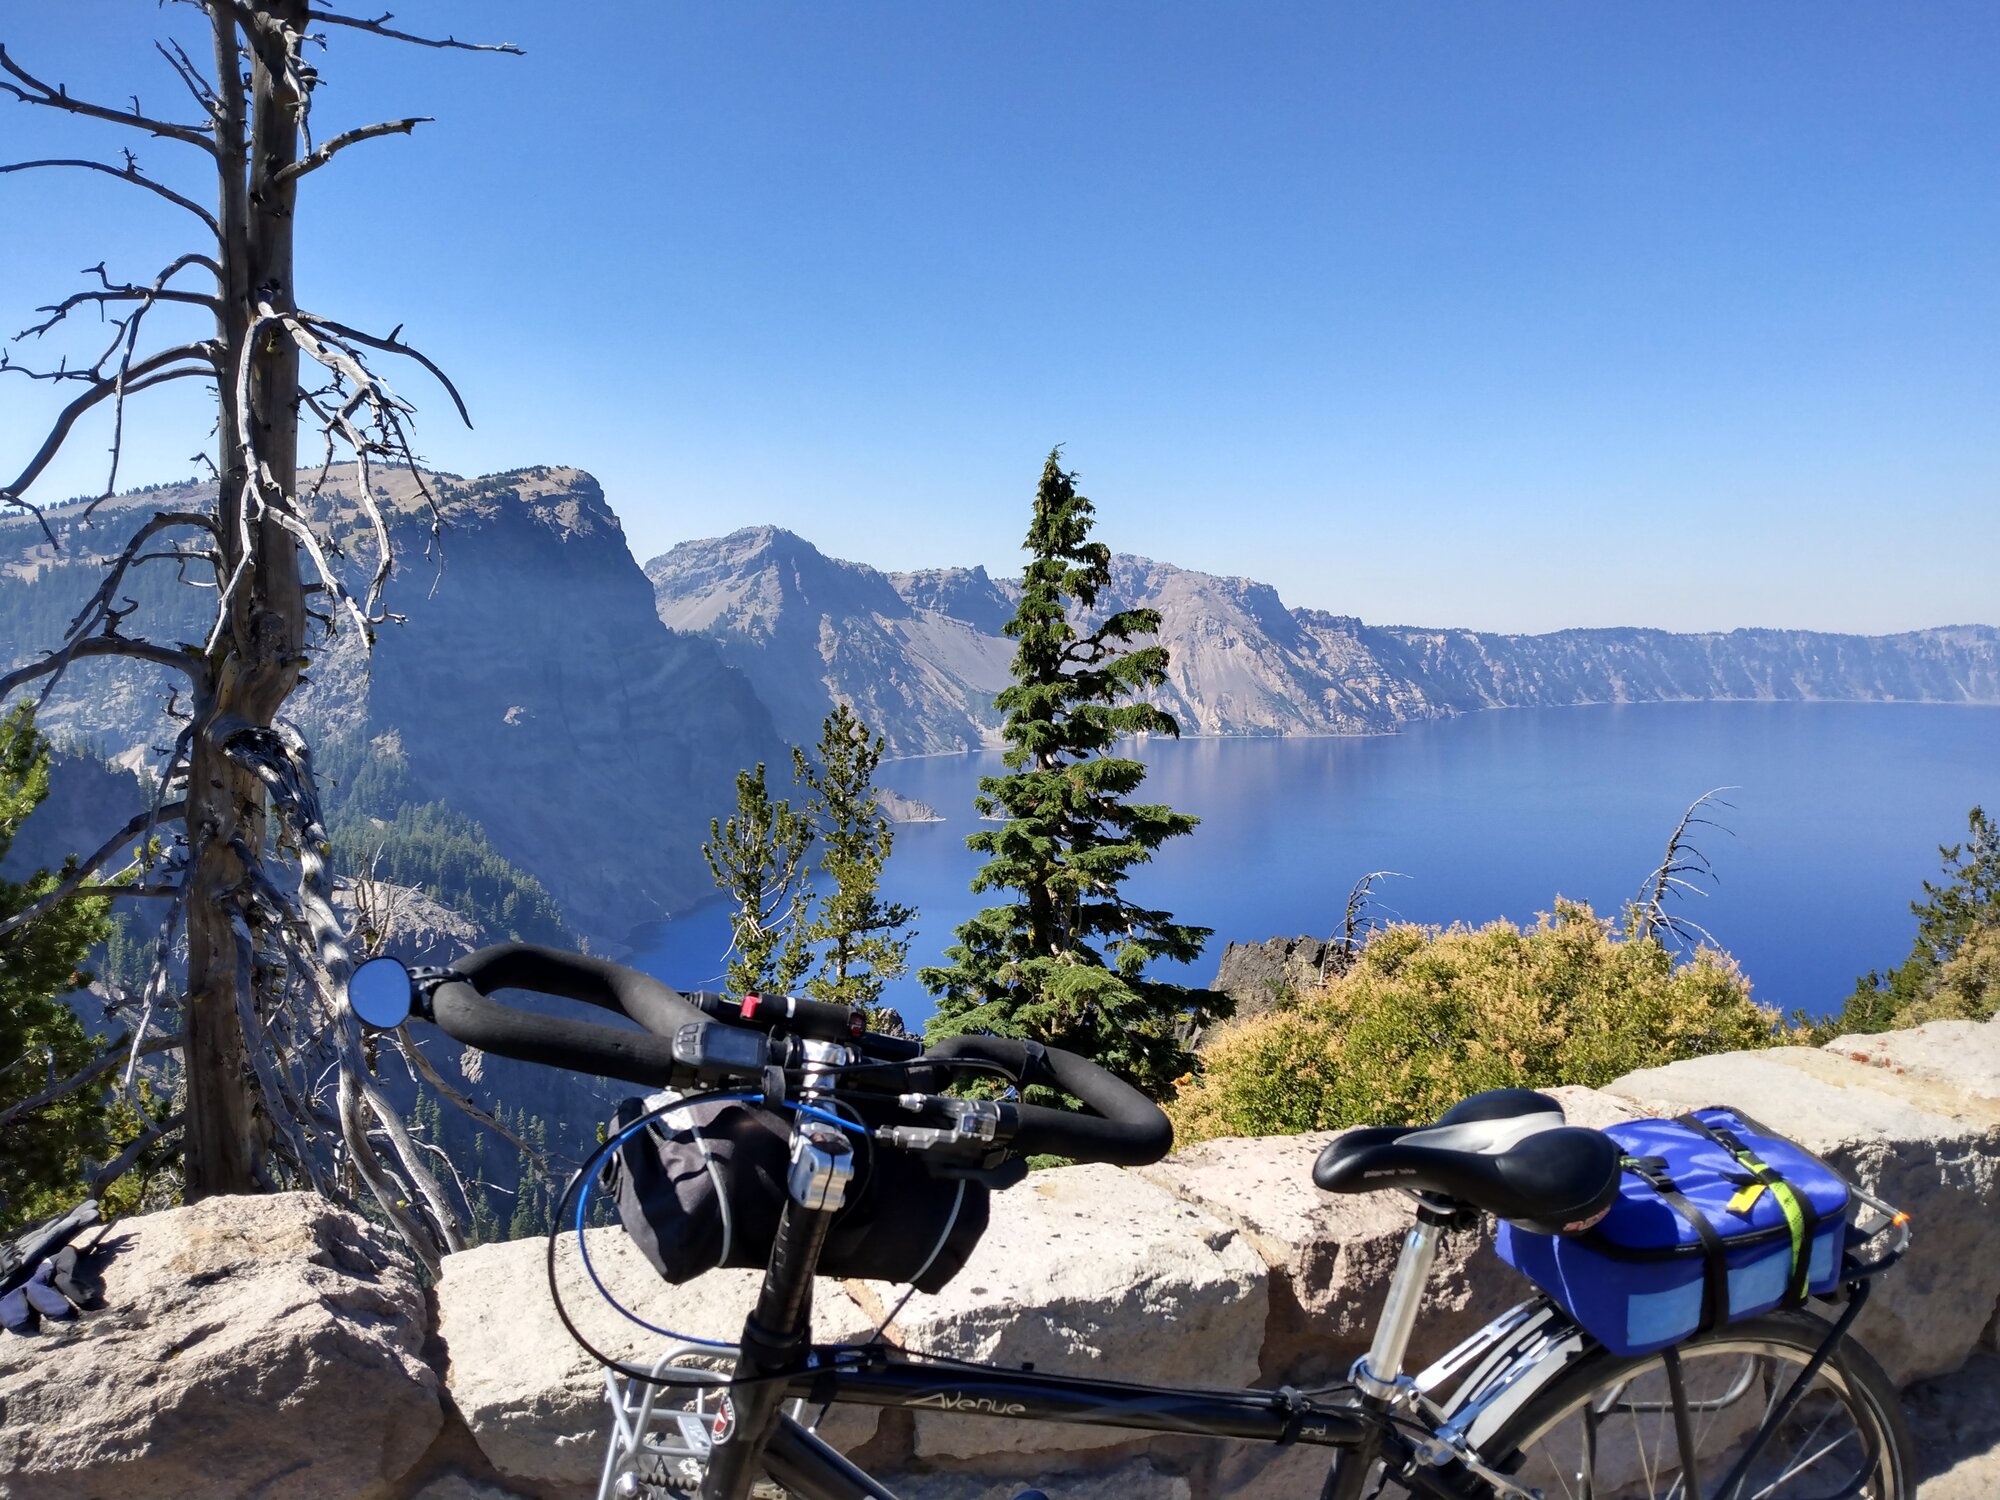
[3,0,514,1233]
[182,1,311,1198]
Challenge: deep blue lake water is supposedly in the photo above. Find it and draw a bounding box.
[629,703,2000,1025]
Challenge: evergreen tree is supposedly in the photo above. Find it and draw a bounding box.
[795,707,916,1010]
[1839,806,2000,1032]
[0,706,121,1233]
[920,452,1226,1098]
[703,764,814,995]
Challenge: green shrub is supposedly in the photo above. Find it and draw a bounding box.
[1169,900,1786,1145]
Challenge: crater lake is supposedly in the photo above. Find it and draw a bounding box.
[629,702,2000,1026]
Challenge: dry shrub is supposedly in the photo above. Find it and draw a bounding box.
[1169,900,1786,1145]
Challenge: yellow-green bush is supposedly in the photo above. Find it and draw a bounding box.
[1169,900,1786,1145]
[1892,922,2000,1028]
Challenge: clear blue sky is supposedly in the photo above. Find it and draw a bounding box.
[2,3,1994,633]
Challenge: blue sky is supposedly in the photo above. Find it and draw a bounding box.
[2,3,1994,633]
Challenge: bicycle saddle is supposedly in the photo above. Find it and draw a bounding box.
[1311,1088,1623,1236]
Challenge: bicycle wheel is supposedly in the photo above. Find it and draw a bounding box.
[1482,1309,1911,1500]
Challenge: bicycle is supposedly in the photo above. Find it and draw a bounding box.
[346,943,1915,1500]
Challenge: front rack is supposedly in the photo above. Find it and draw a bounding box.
[598,1343,733,1500]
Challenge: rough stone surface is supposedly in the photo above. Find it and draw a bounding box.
[435,1226,879,1488]
[1606,1047,2000,1385]
[0,1192,442,1500]
[402,1473,541,1500]
[1141,1085,1639,1382]
[847,1164,1267,1460]
[886,1453,1195,1500]
[1826,1013,2000,1103]
[1906,1350,2000,1500]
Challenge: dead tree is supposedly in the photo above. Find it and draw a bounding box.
[0,4,516,1266]
[1631,787,1738,951]
[1321,869,1407,980]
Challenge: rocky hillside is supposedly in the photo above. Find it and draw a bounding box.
[646,525,1017,752]
[1,467,784,944]
[648,528,2000,755]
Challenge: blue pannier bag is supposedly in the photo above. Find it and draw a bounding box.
[1496,1108,1852,1356]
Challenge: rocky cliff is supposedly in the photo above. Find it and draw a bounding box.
[0,467,785,945]
[11,1012,2000,1499]
[647,528,2000,756]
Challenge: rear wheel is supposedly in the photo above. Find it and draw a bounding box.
[1485,1310,1910,1500]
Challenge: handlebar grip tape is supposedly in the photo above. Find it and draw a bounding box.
[923,1035,1173,1167]
[430,943,707,1088]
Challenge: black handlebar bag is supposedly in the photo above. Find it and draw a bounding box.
[599,1094,988,1294]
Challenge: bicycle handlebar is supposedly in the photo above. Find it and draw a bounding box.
[429,943,701,1089]
[919,1034,1173,1166]
[419,943,1172,1166]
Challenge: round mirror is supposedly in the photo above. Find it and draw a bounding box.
[347,955,414,1029]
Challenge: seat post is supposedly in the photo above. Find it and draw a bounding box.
[1352,1204,1449,1399]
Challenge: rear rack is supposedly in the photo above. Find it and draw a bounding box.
[1833,1178,1912,1288]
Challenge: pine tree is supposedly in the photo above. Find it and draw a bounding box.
[920,452,1226,1098]
[0,705,120,1234]
[795,707,916,1010]
[703,764,814,995]
[1840,806,1999,1031]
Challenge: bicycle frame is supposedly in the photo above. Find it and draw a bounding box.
[597,1210,1528,1500]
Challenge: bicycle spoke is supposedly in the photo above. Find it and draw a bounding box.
[1497,1330,1900,1500]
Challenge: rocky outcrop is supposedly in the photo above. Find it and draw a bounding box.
[13,1015,2000,1498]
[646,527,1016,755]
[876,788,945,823]
[0,468,786,946]
[1207,936,1333,1021]
[0,1193,443,1500]
[646,527,2000,755]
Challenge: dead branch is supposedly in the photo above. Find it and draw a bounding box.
[0,799,188,942]
[1,344,219,510]
[275,115,430,183]
[153,38,222,120]
[1323,869,1409,980]
[0,635,204,703]
[0,1033,180,1131]
[1632,787,1738,949]
[0,44,221,154]
[393,1030,563,1175]
[0,158,221,234]
[87,1111,184,1195]
[299,313,472,426]
[306,10,523,54]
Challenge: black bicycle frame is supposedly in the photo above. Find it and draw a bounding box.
[736,1347,1480,1500]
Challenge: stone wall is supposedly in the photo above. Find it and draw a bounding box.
[7,1014,2000,1499]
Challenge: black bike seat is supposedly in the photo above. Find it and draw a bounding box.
[1311,1088,1622,1235]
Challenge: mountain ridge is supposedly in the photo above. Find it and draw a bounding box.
[646,526,2000,756]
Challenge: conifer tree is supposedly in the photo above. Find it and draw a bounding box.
[703,765,814,995]
[1,705,113,1231]
[795,707,915,1010]
[920,452,1226,1098]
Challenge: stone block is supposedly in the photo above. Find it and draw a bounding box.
[0,1192,442,1500]
[435,1226,878,1487]
[846,1164,1267,1460]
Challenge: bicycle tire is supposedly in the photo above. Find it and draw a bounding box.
[1317,1310,1909,1500]
[1483,1309,1911,1500]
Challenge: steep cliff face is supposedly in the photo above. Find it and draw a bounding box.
[649,530,2000,754]
[309,468,781,941]
[1,467,783,944]
[647,528,1014,754]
